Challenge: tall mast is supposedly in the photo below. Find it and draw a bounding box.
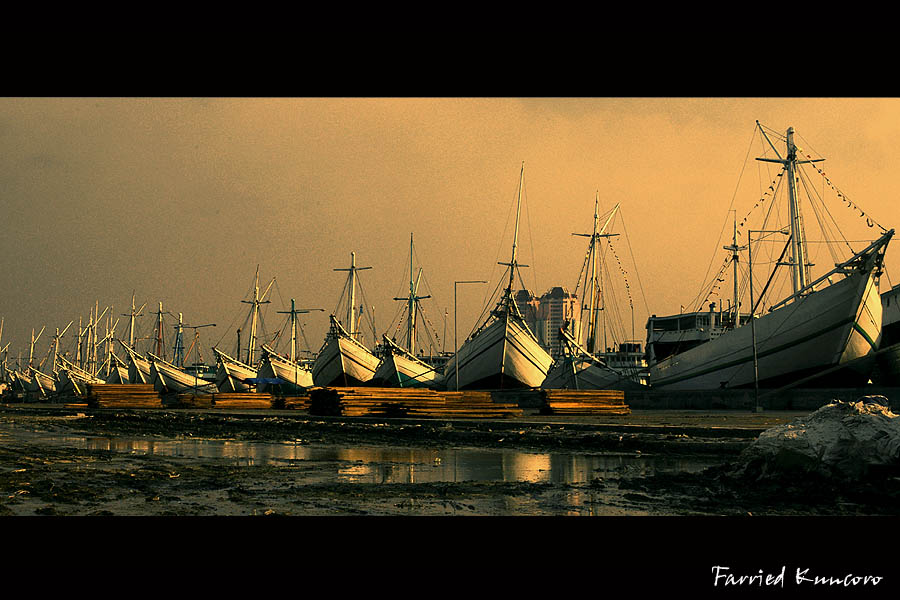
[756,122,823,298]
[277,299,324,362]
[723,210,744,327]
[573,199,620,353]
[123,292,145,349]
[334,252,372,339]
[156,301,164,358]
[496,162,529,319]
[393,233,431,353]
[240,266,274,365]
[174,312,184,367]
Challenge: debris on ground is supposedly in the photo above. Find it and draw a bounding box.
[729,397,900,481]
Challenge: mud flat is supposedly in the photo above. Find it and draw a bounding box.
[2,401,899,519]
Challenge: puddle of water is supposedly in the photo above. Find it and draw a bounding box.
[28,432,723,485]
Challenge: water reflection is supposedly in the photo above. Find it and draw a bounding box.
[48,434,721,485]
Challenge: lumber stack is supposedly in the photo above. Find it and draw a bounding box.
[85,384,162,409]
[168,393,214,409]
[282,395,312,410]
[212,392,274,409]
[309,386,523,419]
[540,389,631,416]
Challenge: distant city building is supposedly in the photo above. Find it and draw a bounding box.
[515,287,580,358]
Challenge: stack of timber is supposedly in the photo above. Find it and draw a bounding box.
[309,386,523,419]
[282,395,312,410]
[540,389,631,416]
[166,393,214,409]
[85,384,162,409]
[212,392,274,409]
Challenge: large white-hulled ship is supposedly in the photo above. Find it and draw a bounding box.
[312,253,380,387]
[149,352,217,394]
[213,347,257,392]
[442,164,553,390]
[313,314,380,387]
[649,123,893,390]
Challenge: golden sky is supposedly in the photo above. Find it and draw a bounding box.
[1,97,898,362]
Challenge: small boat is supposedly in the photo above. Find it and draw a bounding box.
[255,298,321,393]
[312,252,381,387]
[648,123,894,390]
[542,197,648,389]
[542,327,635,390]
[257,345,315,392]
[213,267,275,392]
[371,233,445,388]
[372,334,443,388]
[442,163,553,390]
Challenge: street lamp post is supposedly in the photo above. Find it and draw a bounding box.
[454,280,487,391]
[747,228,789,413]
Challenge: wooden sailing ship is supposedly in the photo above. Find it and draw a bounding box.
[312,252,380,387]
[442,163,553,390]
[371,233,445,388]
[648,123,894,390]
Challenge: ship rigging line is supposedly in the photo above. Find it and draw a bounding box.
[691,124,760,313]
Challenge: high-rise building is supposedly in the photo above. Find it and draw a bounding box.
[515,287,580,358]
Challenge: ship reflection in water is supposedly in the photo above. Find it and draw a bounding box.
[65,435,720,486]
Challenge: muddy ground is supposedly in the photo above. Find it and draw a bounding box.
[3,404,900,519]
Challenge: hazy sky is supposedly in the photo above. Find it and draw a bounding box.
[2,97,899,365]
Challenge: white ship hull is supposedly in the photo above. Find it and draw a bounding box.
[257,348,314,391]
[649,257,884,390]
[312,332,380,387]
[58,366,104,395]
[149,353,218,394]
[542,357,624,390]
[213,348,258,392]
[121,343,152,384]
[372,337,443,388]
[443,315,553,390]
[32,369,57,395]
[105,365,130,384]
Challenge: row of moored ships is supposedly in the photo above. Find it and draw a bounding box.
[3,123,900,398]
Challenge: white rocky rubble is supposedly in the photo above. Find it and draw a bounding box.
[734,397,900,481]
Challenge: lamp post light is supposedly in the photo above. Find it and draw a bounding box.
[747,228,789,413]
[454,280,487,392]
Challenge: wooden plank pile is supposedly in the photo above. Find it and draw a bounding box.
[84,384,162,409]
[168,393,214,409]
[540,389,631,416]
[282,395,312,410]
[309,386,523,419]
[212,392,274,409]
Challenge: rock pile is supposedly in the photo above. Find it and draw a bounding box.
[732,396,900,481]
